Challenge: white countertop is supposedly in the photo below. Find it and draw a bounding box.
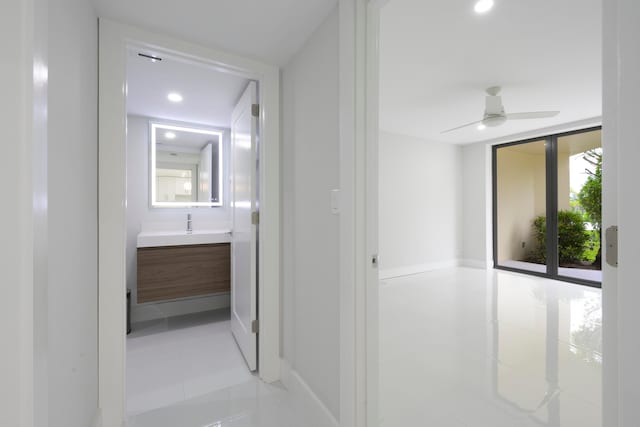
[136,229,232,248]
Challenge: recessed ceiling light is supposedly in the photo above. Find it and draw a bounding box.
[165,131,176,139]
[167,92,183,103]
[477,124,487,130]
[474,0,494,14]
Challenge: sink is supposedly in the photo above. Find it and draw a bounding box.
[136,229,232,248]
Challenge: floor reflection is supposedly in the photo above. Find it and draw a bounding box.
[492,273,601,426]
[380,267,602,427]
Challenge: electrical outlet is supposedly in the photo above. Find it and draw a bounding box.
[522,241,526,248]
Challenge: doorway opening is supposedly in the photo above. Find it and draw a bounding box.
[124,50,261,416]
[371,0,603,426]
[98,20,280,425]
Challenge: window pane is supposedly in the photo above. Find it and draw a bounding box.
[496,140,547,273]
[557,130,602,282]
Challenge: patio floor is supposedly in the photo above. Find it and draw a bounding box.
[500,259,602,283]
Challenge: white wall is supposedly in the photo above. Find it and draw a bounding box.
[461,142,493,268]
[281,7,341,420]
[378,131,462,278]
[126,115,231,321]
[47,1,99,426]
[1,0,99,425]
[0,0,48,424]
[0,0,22,415]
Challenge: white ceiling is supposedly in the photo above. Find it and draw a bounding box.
[95,0,337,66]
[127,50,249,127]
[379,0,602,144]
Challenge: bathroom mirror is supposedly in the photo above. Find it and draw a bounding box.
[150,122,223,208]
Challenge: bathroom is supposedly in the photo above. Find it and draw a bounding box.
[123,48,257,416]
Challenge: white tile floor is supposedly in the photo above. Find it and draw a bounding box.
[126,308,332,426]
[127,267,602,427]
[127,379,327,427]
[126,309,253,418]
[380,267,602,427]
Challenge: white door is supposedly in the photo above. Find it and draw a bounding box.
[230,81,258,370]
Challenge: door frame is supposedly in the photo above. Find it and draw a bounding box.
[98,19,280,425]
[358,1,628,427]
[338,0,380,425]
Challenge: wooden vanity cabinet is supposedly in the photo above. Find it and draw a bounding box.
[137,243,230,303]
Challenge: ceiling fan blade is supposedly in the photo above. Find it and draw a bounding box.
[441,119,485,134]
[506,111,560,120]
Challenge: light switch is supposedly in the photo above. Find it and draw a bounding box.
[331,189,340,215]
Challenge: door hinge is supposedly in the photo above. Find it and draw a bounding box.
[605,225,618,267]
[251,319,259,334]
[251,211,259,225]
[251,103,260,118]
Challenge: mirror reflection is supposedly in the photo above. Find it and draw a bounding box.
[150,122,222,207]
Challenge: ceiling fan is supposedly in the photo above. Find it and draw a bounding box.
[442,86,559,133]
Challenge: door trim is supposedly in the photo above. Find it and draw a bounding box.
[338,0,380,425]
[98,19,280,425]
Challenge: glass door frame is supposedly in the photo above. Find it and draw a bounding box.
[492,126,602,288]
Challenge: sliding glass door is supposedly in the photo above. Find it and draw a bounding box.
[556,130,602,282]
[493,127,602,287]
[495,139,548,274]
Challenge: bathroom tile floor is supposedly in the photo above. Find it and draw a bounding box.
[126,309,330,427]
[127,378,329,427]
[126,309,253,417]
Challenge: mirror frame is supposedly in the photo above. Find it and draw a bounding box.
[149,121,224,208]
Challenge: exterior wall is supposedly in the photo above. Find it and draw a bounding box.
[496,146,546,262]
[558,152,571,211]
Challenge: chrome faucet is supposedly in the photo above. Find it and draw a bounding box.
[187,213,192,234]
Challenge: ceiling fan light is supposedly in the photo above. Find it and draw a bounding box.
[483,115,507,127]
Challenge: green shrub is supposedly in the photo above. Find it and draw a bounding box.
[530,210,590,264]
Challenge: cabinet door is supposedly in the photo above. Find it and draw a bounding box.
[137,243,230,303]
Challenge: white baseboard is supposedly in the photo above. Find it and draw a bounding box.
[459,259,489,269]
[280,359,339,427]
[379,259,460,280]
[91,408,102,427]
[131,293,230,323]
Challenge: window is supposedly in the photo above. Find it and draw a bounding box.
[493,127,602,287]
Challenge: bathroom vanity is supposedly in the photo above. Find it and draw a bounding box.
[136,230,231,303]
